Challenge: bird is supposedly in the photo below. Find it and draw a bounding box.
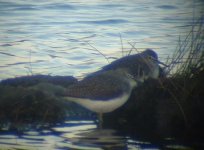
[88,49,166,83]
[62,69,137,128]
[62,49,165,128]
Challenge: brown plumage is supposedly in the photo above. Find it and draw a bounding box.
[64,69,135,100]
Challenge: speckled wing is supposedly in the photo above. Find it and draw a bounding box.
[63,74,130,100]
[103,54,150,77]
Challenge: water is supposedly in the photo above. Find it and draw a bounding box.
[0,0,204,149]
[0,0,203,80]
[0,119,192,150]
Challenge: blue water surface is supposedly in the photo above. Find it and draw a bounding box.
[0,118,193,150]
[0,0,203,80]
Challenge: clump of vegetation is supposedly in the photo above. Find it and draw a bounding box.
[0,85,63,123]
[162,17,204,127]
[104,17,204,141]
[0,75,78,130]
[163,17,204,138]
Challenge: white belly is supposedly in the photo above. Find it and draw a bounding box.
[65,93,130,113]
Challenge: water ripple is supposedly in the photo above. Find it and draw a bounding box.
[43,3,76,10]
[157,5,178,9]
[78,19,129,25]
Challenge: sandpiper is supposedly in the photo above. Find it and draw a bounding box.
[62,69,137,128]
[62,49,165,128]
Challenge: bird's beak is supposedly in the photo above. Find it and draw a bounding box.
[157,60,168,67]
[152,58,168,67]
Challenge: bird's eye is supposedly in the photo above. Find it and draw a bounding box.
[148,55,156,61]
[148,56,152,60]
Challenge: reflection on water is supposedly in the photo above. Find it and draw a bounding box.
[60,128,126,149]
[0,120,130,150]
[0,119,192,150]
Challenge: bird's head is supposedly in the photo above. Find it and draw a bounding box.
[141,48,158,60]
[141,49,167,67]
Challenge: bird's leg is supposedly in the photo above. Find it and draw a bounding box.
[98,113,103,129]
